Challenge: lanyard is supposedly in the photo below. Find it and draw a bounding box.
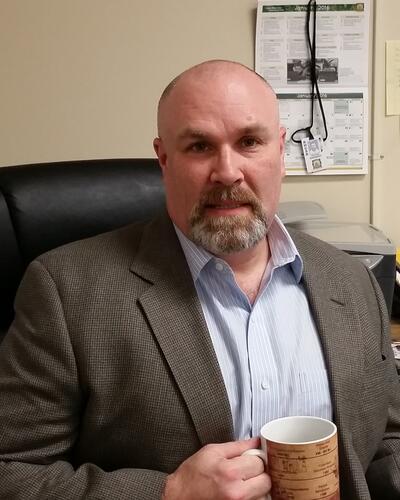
[291,0,329,144]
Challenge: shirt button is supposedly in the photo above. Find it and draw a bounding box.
[261,381,269,390]
[215,262,224,272]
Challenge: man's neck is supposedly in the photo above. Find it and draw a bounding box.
[218,238,270,304]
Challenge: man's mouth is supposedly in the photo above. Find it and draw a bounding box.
[203,202,252,215]
[206,203,246,209]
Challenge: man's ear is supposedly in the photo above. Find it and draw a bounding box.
[153,137,167,171]
[279,126,286,178]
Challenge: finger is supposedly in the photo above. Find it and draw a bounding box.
[213,437,261,459]
[241,472,272,500]
[227,453,265,481]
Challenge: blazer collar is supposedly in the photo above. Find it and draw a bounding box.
[130,212,234,446]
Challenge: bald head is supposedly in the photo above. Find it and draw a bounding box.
[156,60,278,137]
[159,60,273,102]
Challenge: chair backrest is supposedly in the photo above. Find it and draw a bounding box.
[0,158,165,339]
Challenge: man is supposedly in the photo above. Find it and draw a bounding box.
[0,60,399,499]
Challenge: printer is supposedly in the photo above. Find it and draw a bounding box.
[278,201,396,316]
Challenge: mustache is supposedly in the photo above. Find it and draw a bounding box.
[196,185,260,211]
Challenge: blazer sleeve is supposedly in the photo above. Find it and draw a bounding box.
[0,260,167,500]
[365,268,400,499]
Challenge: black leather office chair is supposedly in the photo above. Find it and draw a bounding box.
[0,158,165,341]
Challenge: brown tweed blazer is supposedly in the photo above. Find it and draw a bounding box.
[0,213,399,500]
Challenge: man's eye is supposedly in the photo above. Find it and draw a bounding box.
[188,142,209,153]
[240,137,259,148]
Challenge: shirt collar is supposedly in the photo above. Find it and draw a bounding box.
[175,226,214,282]
[268,216,303,282]
[175,216,303,283]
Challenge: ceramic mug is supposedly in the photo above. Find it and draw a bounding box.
[244,416,340,500]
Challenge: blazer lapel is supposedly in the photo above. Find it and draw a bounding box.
[130,213,234,446]
[291,230,370,495]
[291,230,363,428]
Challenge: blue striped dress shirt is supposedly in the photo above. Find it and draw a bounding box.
[175,217,332,439]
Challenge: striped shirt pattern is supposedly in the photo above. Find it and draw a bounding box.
[176,217,332,439]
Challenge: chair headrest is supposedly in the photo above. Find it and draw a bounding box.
[0,158,165,336]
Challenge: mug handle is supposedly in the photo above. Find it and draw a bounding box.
[242,448,267,463]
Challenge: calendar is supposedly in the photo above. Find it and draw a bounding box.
[279,91,367,175]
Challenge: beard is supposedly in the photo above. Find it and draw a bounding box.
[188,185,270,255]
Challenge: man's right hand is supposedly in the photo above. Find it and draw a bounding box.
[162,438,271,500]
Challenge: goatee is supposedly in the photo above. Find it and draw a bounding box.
[189,185,270,255]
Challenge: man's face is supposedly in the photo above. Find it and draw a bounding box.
[154,65,286,256]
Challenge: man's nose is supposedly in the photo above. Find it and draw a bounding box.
[209,149,244,185]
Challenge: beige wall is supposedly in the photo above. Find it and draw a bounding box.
[0,0,398,243]
[371,0,400,246]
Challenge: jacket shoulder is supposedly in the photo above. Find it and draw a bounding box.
[35,222,147,275]
[288,226,364,273]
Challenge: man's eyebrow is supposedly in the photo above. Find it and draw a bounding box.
[239,125,270,135]
[177,128,209,141]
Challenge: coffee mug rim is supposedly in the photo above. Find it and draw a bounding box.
[260,415,337,445]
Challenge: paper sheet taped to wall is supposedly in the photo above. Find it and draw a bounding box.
[386,40,400,116]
